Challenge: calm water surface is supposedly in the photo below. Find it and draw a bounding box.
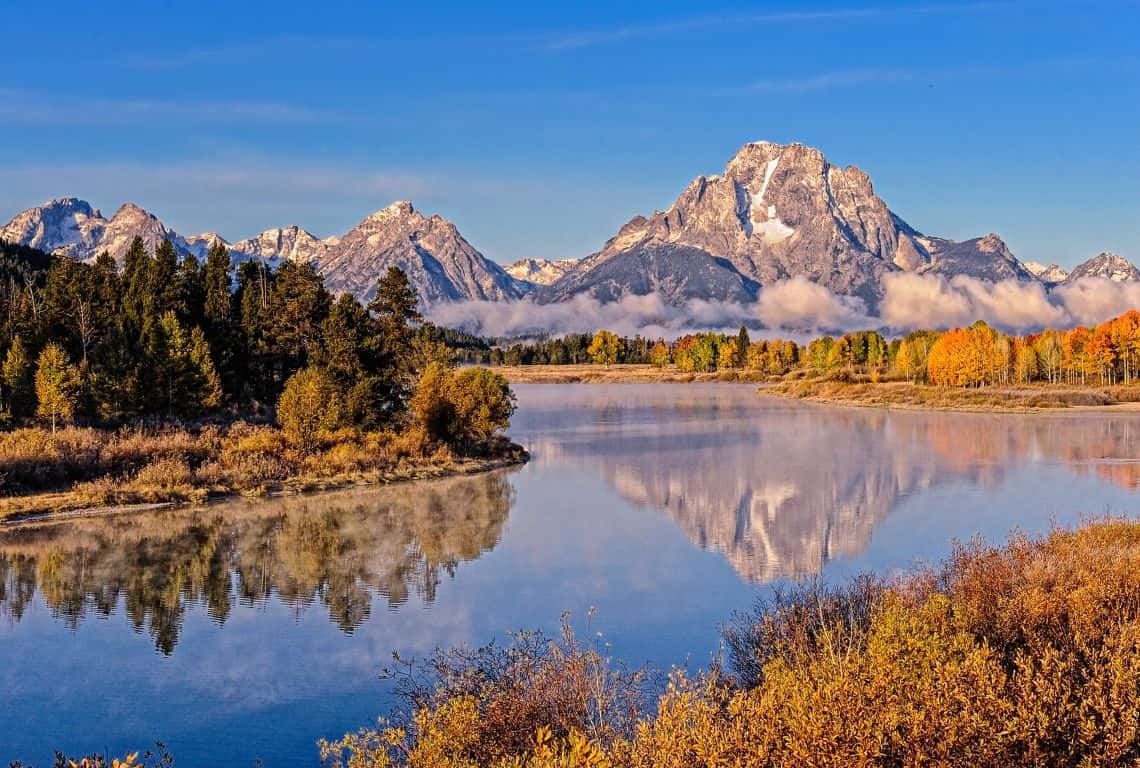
[5,384,1140,765]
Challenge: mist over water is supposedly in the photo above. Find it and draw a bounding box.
[4,384,1140,766]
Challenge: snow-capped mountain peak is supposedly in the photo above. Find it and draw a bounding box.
[1023,261,1070,284]
[505,258,579,286]
[1065,252,1140,283]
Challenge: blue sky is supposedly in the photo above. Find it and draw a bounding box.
[2,0,1137,267]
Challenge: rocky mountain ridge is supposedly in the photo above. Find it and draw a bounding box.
[540,141,1064,308]
[3,141,1137,308]
[1,197,522,304]
[504,258,578,286]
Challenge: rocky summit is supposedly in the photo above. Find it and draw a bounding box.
[317,201,523,304]
[3,140,1138,309]
[1064,252,1140,284]
[540,141,1052,308]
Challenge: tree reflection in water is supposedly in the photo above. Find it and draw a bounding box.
[0,472,513,654]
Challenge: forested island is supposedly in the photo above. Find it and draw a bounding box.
[0,239,522,519]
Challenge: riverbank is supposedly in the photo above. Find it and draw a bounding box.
[0,424,528,523]
[496,364,770,383]
[314,517,1140,768]
[762,378,1140,412]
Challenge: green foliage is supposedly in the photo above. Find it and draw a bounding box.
[2,335,33,419]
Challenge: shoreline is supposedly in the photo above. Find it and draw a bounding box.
[760,379,1140,414]
[0,448,529,526]
[496,363,770,384]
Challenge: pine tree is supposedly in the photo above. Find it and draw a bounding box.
[734,326,751,368]
[2,335,33,420]
[369,266,422,329]
[151,238,185,322]
[34,342,80,432]
[121,236,152,339]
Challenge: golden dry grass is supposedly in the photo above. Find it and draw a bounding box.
[762,378,1140,412]
[321,518,1140,768]
[0,424,527,521]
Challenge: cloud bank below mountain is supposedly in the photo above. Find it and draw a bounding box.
[427,274,1140,340]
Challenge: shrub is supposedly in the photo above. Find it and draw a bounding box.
[409,364,516,455]
[321,617,648,768]
[277,367,343,449]
[325,519,1140,768]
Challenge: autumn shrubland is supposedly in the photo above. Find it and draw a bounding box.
[0,374,523,519]
[315,519,1140,768]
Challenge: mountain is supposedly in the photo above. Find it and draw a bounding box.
[1024,261,1070,284]
[504,258,578,286]
[916,232,1037,282]
[0,197,106,260]
[318,201,524,304]
[0,198,194,264]
[541,141,1035,307]
[229,225,333,265]
[184,232,230,259]
[1,197,516,305]
[1064,252,1140,283]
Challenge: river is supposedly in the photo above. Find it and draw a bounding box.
[4,383,1140,765]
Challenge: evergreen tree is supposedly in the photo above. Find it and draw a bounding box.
[151,238,185,322]
[369,266,422,330]
[154,312,224,417]
[121,236,152,339]
[2,335,33,420]
[176,254,206,328]
[735,326,751,368]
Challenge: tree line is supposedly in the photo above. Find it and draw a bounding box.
[502,311,1140,389]
[0,237,512,450]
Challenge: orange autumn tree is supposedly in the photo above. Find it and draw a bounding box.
[927,323,1001,387]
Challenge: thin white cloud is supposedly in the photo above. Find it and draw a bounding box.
[0,88,348,126]
[746,68,916,93]
[0,161,429,200]
[543,1,1010,51]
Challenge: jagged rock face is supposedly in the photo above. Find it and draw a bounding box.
[546,241,758,304]
[97,203,195,263]
[230,226,332,265]
[504,257,578,286]
[543,141,1043,307]
[0,197,106,258]
[545,142,940,307]
[184,232,230,260]
[318,201,524,304]
[0,198,194,264]
[917,232,1036,282]
[1024,261,1070,284]
[1,198,516,306]
[1065,252,1140,283]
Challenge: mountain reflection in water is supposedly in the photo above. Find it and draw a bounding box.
[0,473,512,653]
[511,384,1140,583]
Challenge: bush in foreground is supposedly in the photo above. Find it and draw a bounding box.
[323,519,1140,767]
